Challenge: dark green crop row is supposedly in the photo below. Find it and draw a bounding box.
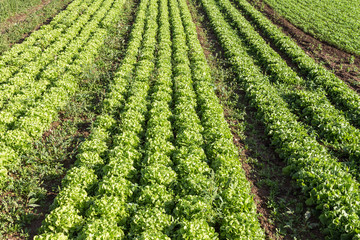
[217,0,304,87]
[215,0,360,182]
[233,0,360,129]
[263,0,360,55]
[200,0,360,238]
[284,89,360,171]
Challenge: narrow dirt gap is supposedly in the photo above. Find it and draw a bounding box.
[186,0,324,239]
[246,0,360,92]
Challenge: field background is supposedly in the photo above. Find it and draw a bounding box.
[261,0,360,55]
[0,0,43,23]
[0,0,72,53]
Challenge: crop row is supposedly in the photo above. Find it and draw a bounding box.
[170,0,219,236]
[35,0,265,237]
[0,0,93,82]
[215,0,360,179]
[0,0,104,108]
[284,89,360,172]
[0,0,109,133]
[263,0,360,55]
[0,0,125,186]
[200,0,360,238]
[126,0,176,236]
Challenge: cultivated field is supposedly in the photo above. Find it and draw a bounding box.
[0,0,359,239]
[261,0,360,55]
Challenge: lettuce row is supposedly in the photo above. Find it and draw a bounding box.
[0,0,105,108]
[0,0,96,85]
[40,0,153,236]
[216,0,303,87]
[0,0,119,186]
[102,0,150,113]
[200,0,360,238]
[177,0,265,238]
[232,0,360,128]
[169,0,219,238]
[0,0,114,137]
[127,0,176,237]
[0,0,92,75]
[283,89,360,171]
[79,0,157,236]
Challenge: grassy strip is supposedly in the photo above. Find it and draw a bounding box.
[0,0,73,53]
[0,0,42,22]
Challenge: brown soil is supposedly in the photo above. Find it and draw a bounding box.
[228,110,282,239]
[0,0,52,33]
[27,121,92,239]
[248,0,360,93]
[26,192,57,239]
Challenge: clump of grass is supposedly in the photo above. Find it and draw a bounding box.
[0,0,42,23]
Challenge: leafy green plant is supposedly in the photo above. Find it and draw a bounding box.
[176,0,265,238]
